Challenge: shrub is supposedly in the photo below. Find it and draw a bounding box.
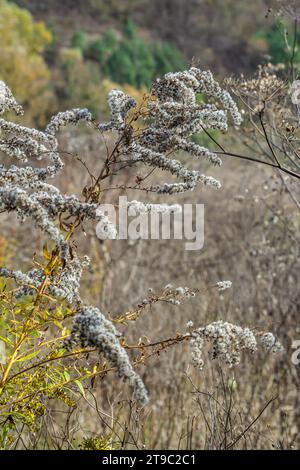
[71,31,87,52]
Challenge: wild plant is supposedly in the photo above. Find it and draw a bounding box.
[0,68,284,447]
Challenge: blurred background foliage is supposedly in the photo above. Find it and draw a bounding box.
[255,19,300,65]
[0,0,299,126]
[0,0,55,126]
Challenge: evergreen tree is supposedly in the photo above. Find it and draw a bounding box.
[71,31,87,52]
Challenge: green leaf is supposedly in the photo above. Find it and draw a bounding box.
[0,335,13,346]
[63,370,70,382]
[43,244,51,260]
[16,349,41,362]
[29,330,40,338]
[53,318,63,330]
[74,379,85,397]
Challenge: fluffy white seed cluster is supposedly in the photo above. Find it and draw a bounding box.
[64,305,149,405]
[97,68,241,194]
[136,67,241,193]
[95,214,118,240]
[0,81,23,116]
[0,84,100,259]
[216,280,232,291]
[0,254,90,304]
[46,108,92,136]
[175,286,189,295]
[127,200,182,215]
[260,332,284,353]
[98,89,137,132]
[162,285,195,305]
[190,321,283,369]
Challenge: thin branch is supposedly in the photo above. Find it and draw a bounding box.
[226,396,278,449]
[215,150,300,180]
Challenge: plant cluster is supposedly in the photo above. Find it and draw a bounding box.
[0,65,284,446]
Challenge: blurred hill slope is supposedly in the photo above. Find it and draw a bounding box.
[13,0,275,74]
